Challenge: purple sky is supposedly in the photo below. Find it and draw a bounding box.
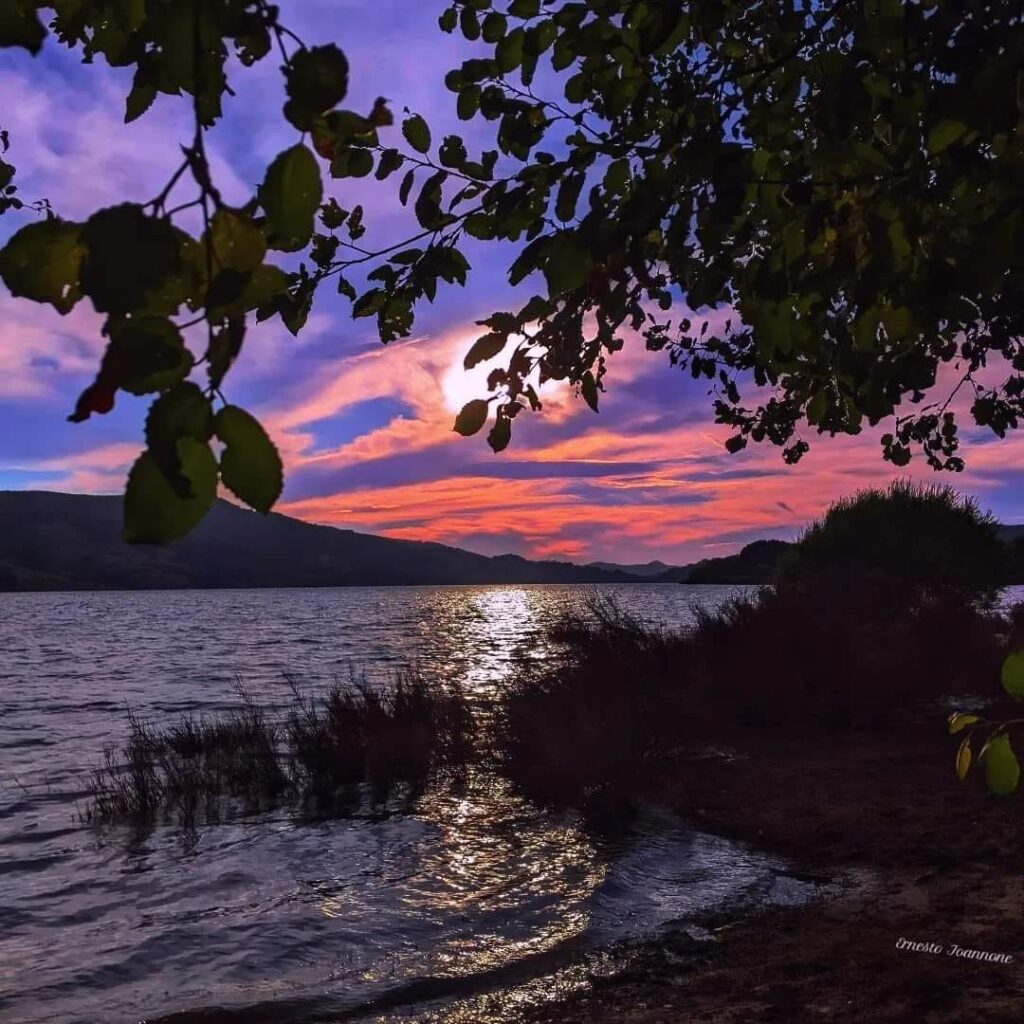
[1,2,1022,564]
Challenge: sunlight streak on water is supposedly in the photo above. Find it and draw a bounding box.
[0,583,766,1024]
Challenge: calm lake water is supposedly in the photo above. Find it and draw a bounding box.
[0,583,812,1024]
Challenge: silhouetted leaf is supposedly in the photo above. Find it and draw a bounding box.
[104,316,192,395]
[208,208,267,272]
[124,439,218,543]
[215,404,283,513]
[0,218,83,313]
[0,3,46,53]
[125,74,157,123]
[284,44,349,130]
[487,415,511,452]
[543,236,592,295]
[79,204,182,314]
[454,399,489,436]
[259,145,323,252]
[464,332,506,368]
[402,114,431,154]
[207,316,247,388]
[146,383,214,453]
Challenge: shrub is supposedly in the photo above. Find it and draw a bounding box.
[498,486,1017,804]
[498,598,688,805]
[776,481,1005,611]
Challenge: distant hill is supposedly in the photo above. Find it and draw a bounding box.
[7,491,1021,592]
[0,491,639,592]
[662,528,1024,586]
[586,559,676,578]
[683,539,793,584]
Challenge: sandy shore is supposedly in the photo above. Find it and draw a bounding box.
[514,721,1024,1023]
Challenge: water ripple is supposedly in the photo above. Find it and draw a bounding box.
[0,583,802,1024]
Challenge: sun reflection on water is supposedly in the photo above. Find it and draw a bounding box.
[315,585,606,987]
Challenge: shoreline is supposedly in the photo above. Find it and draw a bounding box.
[513,722,1024,1024]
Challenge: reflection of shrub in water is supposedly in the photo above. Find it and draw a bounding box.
[500,485,1017,806]
[84,673,472,829]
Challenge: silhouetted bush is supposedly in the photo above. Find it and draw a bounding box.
[84,673,472,828]
[499,486,1018,804]
[499,598,689,805]
[776,481,1005,609]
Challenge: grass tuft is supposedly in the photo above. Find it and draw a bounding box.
[84,672,472,828]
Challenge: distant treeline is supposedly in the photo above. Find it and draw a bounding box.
[658,540,794,585]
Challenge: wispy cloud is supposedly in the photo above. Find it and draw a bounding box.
[1,8,1021,564]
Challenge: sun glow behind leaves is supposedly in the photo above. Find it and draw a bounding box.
[441,331,567,416]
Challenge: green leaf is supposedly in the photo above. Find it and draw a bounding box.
[124,439,218,543]
[927,119,967,155]
[0,3,46,53]
[543,236,592,296]
[983,733,1020,796]
[556,173,584,222]
[509,0,540,16]
[402,114,431,154]
[458,86,481,121]
[0,218,84,314]
[482,12,507,42]
[454,398,489,436]
[439,8,457,33]
[496,28,525,73]
[464,332,506,368]
[208,208,267,272]
[259,145,323,252]
[284,44,349,130]
[104,316,192,395]
[214,263,289,318]
[215,404,283,513]
[948,712,980,735]
[1002,651,1024,699]
[207,316,247,388]
[956,736,972,782]
[145,383,214,452]
[581,370,599,412]
[853,308,880,351]
[880,304,913,341]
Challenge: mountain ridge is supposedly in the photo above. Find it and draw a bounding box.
[0,491,640,591]
[5,491,1023,592]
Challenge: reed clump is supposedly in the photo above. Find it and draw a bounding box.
[84,671,472,828]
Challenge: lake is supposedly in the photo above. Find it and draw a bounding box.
[1,583,812,1024]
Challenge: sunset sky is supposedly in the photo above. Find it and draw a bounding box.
[1,1,1022,565]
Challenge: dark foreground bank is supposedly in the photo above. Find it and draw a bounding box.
[509,721,1024,1024]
